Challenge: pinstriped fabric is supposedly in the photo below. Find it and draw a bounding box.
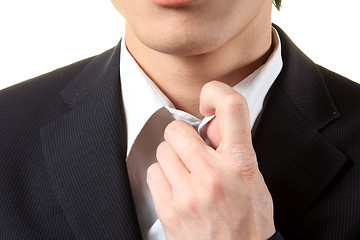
[280,71,360,239]
[297,66,360,240]
[253,86,347,235]
[40,44,142,239]
[60,47,121,109]
[254,26,360,239]
[0,58,90,239]
[1,42,142,239]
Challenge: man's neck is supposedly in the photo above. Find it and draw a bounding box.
[124,6,273,118]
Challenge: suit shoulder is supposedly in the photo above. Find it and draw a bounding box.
[0,56,95,147]
[319,66,360,113]
[0,55,101,113]
[0,44,119,147]
[0,56,94,103]
[319,66,360,159]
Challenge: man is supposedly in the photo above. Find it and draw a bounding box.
[0,0,359,239]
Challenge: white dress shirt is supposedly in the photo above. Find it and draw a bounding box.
[120,27,283,240]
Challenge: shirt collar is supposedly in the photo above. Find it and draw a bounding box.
[120,27,282,156]
[233,28,283,128]
[120,41,175,155]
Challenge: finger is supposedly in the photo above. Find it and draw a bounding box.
[164,120,215,174]
[147,163,173,210]
[200,81,253,153]
[156,141,191,187]
[206,117,221,149]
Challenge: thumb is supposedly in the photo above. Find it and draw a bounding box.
[200,81,252,153]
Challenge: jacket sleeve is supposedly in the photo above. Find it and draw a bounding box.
[268,231,285,240]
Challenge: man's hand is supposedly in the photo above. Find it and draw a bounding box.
[147,81,275,240]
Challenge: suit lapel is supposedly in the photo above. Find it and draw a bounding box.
[253,26,347,235]
[40,42,142,239]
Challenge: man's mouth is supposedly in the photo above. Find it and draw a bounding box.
[151,0,198,7]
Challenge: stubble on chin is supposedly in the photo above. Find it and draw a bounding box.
[137,26,229,57]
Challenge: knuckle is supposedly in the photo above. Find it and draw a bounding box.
[238,127,252,140]
[201,81,217,98]
[156,141,169,159]
[175,194,197,213]
[164,120,185,138]
[202,80,217,91]
[146,163,156,175]
[227,131,252,147]
[157,141,168,152]
[221,93,248,113]
[146,163,160,182]
[230,151,258,178]
[158,208,178,227]
[203,173,222,199]
[182,143,208,163]
[203,168,219,188]
[164,120,178,139]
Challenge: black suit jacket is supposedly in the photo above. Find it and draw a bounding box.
[1,26,359,239]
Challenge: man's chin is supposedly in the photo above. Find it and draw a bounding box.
[141,34,223,57]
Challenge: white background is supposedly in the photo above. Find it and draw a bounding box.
[0,0,359,90]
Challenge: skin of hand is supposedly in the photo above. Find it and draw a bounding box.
[147,81,276,239]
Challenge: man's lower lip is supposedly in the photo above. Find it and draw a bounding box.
[152,0,198,7]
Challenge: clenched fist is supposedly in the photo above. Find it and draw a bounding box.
[147,81,275,240]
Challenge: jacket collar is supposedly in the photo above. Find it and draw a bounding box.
[272,24,339,130]
[254,25,347,235]
[41,41,142,239]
